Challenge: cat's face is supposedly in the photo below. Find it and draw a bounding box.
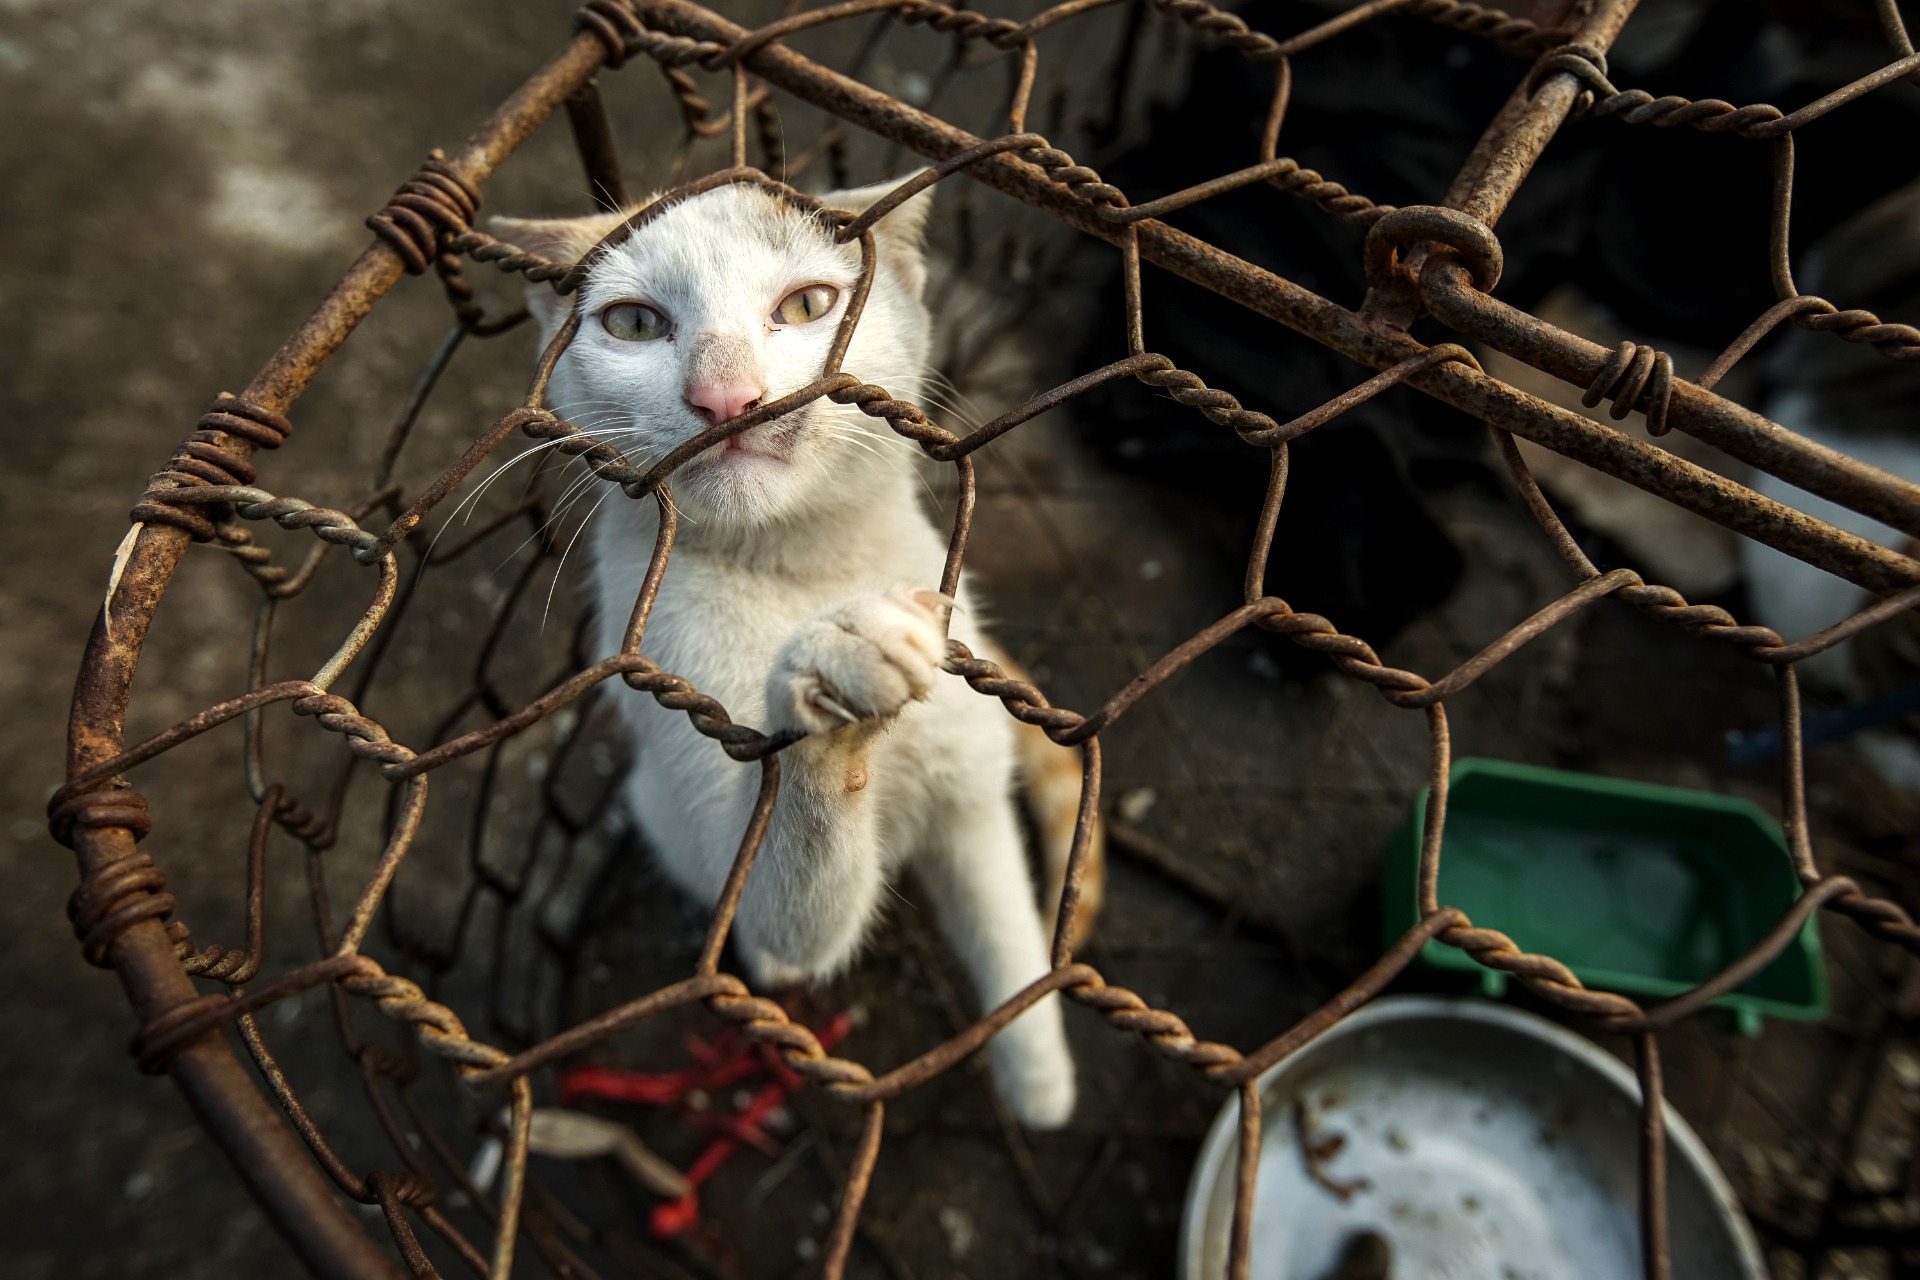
[497,181,932,528]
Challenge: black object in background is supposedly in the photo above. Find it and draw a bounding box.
[1076,0,1920,669]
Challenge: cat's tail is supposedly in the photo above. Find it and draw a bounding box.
[985,643,1106,952]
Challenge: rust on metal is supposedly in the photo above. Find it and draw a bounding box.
[51,0,1920,1276]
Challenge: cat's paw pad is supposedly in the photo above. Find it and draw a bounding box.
[769,588,950,736]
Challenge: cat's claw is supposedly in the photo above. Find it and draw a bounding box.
[808,689,861,726]
[769,587,948,737]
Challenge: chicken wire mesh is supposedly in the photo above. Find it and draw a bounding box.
[46,0,1920,1277]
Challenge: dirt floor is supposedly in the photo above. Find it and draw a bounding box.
[4,2,1919,1279]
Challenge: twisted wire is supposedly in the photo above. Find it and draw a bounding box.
[1131,361,1285,440]
[1823,884,1920,950]
[1583,340,1674,436]
[441,235,568,287]
[366,151,483,276]
[1403,0,1562,54]
[613,667,780,760]
[575,0,727,68]
[1590,89,1786,134]
[889,0,1026,48]
[1016,143,1129,208]
[1256,156,1395,224]
[151,486,390,567]
[518,409,654,489]
[292,691,419,769]
[1791,296,1920,362]
[1151,0,1561,63]
[130,394,293,542]
[49,786,222,974]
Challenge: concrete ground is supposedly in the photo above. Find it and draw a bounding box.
[3,2,1917,1278]
[0,3,712,1274]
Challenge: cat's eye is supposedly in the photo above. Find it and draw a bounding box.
[775,284,838,325]
[602,302,668,342]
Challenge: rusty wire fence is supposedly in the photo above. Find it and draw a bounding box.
[47,0,1920,1276]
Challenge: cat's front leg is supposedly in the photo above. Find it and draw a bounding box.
[729,588,946,982]
[917,790,1078,1130]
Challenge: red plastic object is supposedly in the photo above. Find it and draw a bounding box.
[557,1008,854,1240]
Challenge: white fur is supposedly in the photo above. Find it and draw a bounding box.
[499,182,1075,1128]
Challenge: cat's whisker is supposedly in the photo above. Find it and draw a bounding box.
[899,369,992,427]
[812,429,891,467]
[550,397,641,412]
[810,424,942,505]
[882,874,919,913]
[814,417,923,455]
[429,422,654,573]
[451,427,623,526]
[541,474,612,538]
[809,418,906,454]
[483,459,651,573]
[488,522,556,577]
[539,442,661,534]
[834,371,985,434]
[542,481,622,633]
[425,442,572,560]
[415,436,623,581]
[472,476,604,576]
[887,391,984,433]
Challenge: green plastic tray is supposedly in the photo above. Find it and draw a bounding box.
[1382,758,1828,1035]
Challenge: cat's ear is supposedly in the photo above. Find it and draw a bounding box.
[489,211,631,329]
[821,179,934,301]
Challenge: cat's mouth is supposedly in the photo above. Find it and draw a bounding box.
[717,435,785,461]
[689,413,801,469]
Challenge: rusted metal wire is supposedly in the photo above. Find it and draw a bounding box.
[50,0,1920,1277]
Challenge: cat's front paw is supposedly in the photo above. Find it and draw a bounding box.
[768,588,949,736]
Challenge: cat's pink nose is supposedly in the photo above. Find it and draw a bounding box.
[685,381,764,426]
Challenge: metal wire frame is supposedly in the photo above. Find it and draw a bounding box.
[47,0,1920,1276]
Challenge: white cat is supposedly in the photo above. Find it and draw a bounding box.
[495,179,1101,1129]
